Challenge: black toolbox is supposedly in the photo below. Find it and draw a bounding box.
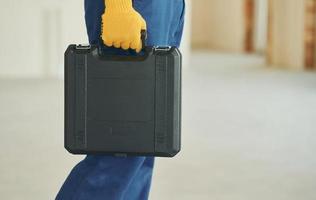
[64,45,181,157]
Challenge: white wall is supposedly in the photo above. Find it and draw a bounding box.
[0,0,87,78]
[0,1,44,78]
[254,0,268,53]
[180,0,192,69]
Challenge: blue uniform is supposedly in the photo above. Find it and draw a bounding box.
[56,0,184,199]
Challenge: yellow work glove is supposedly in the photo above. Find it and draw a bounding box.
[101,0,146,52]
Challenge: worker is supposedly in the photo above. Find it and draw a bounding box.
[56,0,185,199]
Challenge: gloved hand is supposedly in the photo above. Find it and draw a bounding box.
[102,0,146,52]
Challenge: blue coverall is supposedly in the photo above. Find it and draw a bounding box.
[56,0,185,199]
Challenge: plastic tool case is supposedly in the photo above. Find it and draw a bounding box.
[65,45,181,157]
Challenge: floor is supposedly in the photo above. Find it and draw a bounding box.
[1,52,316,200]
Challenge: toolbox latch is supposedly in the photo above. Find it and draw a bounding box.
[155,46,172,52]
[76,44,91,50]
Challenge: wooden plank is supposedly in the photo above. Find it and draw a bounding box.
[266,0,305,70]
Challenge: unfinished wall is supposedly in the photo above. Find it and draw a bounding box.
[192,0,245,52]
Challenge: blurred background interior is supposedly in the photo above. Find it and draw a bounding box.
[1,0,316,199]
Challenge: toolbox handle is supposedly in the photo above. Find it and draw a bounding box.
[140,29,147,51]
[95,30,151,61]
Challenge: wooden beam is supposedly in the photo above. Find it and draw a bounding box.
[304,0,316,69]
[244,0,255,53]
